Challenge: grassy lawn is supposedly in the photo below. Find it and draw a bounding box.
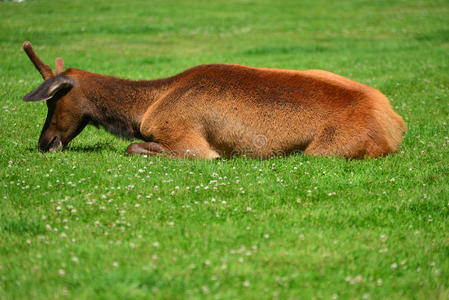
[1,0,448,298]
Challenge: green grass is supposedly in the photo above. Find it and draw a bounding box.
[1,0,449,299]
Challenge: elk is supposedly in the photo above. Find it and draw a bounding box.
[22,41,406,159]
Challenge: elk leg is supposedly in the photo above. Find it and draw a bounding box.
[304,126,371,159]
[126,142,167,156]
[126,138,220,160]
[169,136,221,160]
[140,111,220,159]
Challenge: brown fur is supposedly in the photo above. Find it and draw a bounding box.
[22,41,406,159]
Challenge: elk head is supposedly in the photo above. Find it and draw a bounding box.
[23,42,88,152]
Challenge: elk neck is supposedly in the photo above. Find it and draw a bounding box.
[67,69,176,140]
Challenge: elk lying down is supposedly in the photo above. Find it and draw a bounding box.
[22,41,406,159]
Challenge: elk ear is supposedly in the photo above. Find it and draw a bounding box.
[23,75,74,102]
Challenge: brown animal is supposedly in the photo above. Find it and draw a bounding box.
[22,41,406,159]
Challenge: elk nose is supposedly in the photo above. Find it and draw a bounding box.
[38,135,62,152]
[38,140,49,152]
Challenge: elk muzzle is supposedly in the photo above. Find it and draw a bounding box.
[38,134,62,152]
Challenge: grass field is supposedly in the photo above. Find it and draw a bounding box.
[1,0,449,299]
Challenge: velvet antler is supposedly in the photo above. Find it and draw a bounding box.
[23,41,54,80]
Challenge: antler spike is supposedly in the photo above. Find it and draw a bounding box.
[55,57,64,75]
[23,41,54,80]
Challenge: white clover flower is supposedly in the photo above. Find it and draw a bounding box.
[202,286,209,294]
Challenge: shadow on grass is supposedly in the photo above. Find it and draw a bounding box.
[67,142,121,153]
[25,142,121,153]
